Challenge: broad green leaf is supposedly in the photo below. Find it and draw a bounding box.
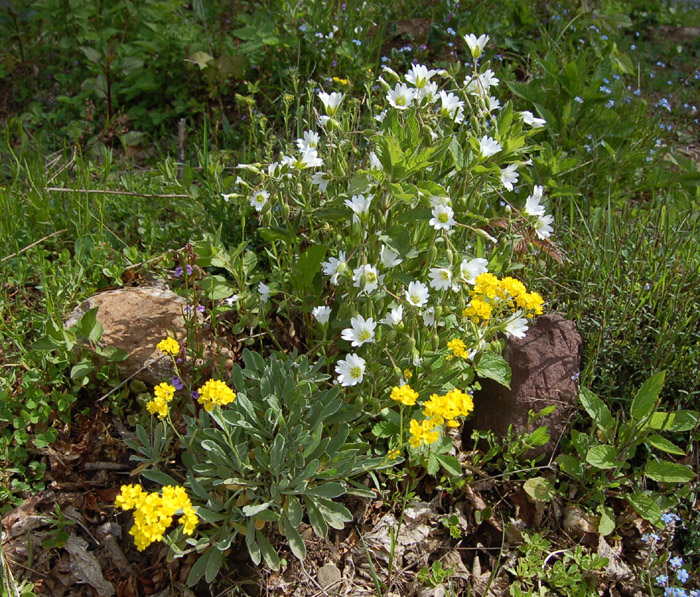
[280,513,306,561]
[523,477,555,502]
[557,454,584,480]
[305,483,346,499]
[286,496,303,527]
[476,352,511,388]
[646,434,685,456]
[585,445,618,469]
[189,50,214,69]
[293,245,328,290]
[645,460,695,483]
[579,388,614,433]
[245,518,261,565]
[435,454,461,477]
[315,497,352,530]
[186,548,215,587]
[372,421,400,438]
[597,506,615,536]
[626,493,663,528]
[79,46,102,64]
[630,371,665,421]
[426,452,440,475]
[304,496,328,538]
[645,410,699,432]
[205,547,223,584]
[199,275,235,300]
[242,501,273,516]
[70,359,94,381]
[141,469,179,487]
[526,426,550,447]
[256,530,281,570]
[259,227,295,244]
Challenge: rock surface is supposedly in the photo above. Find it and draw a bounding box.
[66,286,188,386]
[463,314,582,457]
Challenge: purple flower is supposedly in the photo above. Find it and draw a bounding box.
[191,390,200,400]
[196,304,206,313]
[174,266,184,278]
[171,376,184,390]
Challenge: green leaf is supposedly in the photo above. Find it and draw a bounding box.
[626,493,663,528]
[205,547,223,584]
[557,454,584,480]
[304,496,328,538]
[426,452,440,476]
[645,460,695,483]
[256,530,281,570]
[372,421,400,438]
[286,496,303,527]
[475,352,511,388]
[259,227,295,244]
[186,548,215,587]
[435,454,462,477]
[199,275,235,300]
[523,477,555,502]
[70,359,94,381]
[579,388,614,433]
[141,469,179,487]
[631,371,665,421]
[646,434,685,456]
[585,445,618,469]
[645,410,699,432]
[597,506,615,536]
[315,497,352,530]
[293,245,327,291]
[243,501,273,516]
[280,513,306,561]
[305,483,346,499]
[526,426,550,447]
[79,46,102,64]
[189,50,214,69]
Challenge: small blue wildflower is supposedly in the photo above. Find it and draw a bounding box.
[448,41,454,47]
[352,39,362,46]
[657,574,669,587]
[657,61,666,67]
[631,44,637,50]
[645,284,652,291]
[574,96,584,104]
[625,97,631,104]
[677,569,690,583]
[656,139,662,146]
[571,372,581,381]
[584,144,592,152]
[650,72,655,79]
[656,98,672,111]
[634,89,641,96]
[641,532,660,542]
[606,99,615,108]
[600,85,612,94]
[298,24,307,32]
[684,103,690,109]
[613,74,620,80]
[446,27,456,36]
[196,304,205,313]
[603,78,610,84]
[601,34,608,40]
[381,56,389,63]
[171,376,184,390]
[670,557,684,569]
[662,512,681,525]
[668,80,673,85]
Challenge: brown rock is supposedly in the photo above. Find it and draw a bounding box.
[66,286,189,386]
[463,314,582,457]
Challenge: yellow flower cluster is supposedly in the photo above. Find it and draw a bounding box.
[447,338,469,359]
[409,419,440,448]
[463,273,543,324]
[197,379,236,412]
[423,389,474,428]
[115,484,198,551]
[146,382,176,418]
[157,337,180,356]
[390,384,419,406]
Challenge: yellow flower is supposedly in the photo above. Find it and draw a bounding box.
[447,338,468,359]
[114,485,198,551]
[517,291,544,316]
[197,379,236,412]
[390,384,419,406]
[409,418,439,448]
[473,272,501,299]
[403,368,413,379]
[332,76,349,85]
[146,382,176,418]
[462,298,493,322]
[157,337,180,356]
[387,449,401,460]
[422,389,474,427]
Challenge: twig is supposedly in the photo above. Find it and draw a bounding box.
[96,360,164,402]
[1,229,68,263]
[82,462,131,471]
[44,187,190,199]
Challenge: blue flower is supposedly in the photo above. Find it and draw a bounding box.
[661,511,680,525]
[574,96,584,104]
[657,574,669,587]
[670,557,684,569]
[677,569,689,583]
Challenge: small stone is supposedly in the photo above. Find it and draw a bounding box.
[317,563,341,588]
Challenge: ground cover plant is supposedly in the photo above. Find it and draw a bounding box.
[1,0,699,595]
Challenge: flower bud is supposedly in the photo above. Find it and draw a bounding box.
[432,333,440,351]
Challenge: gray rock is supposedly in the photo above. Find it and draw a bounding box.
[463,314,582,457]
[317,562,342,588]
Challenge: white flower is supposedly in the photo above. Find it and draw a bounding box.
[505,313,529,339]
[405,64,438,89]
[268,161,282,178]
[463,33,490,59]
[438,91,465,122]
[321,251,348,285]
[249,190,270,211]
[464,69,499,95]
[429,267,453,291]
[429,204,456,231]
[345,194,372,222]
[487,95,501,111]
[380,244,403,268]
[422,306,436,326]
[318,91,344,116]
[412,354,423,367]
[312,305,331,325]
[406,280,430,307]
[429,195,451,208]
[524,185,546,217]
[374,109,388,123]
[460,257,488,283]
[318,115,331,127]
[353,264,380,294]
[381,305,403,327]
[258,282,270,302]
[500,164,519,191]
[335,353,366,386]
[534,213,554,239]
[479,135,502,158]
[369,151,383,171]
[295,147,323,170]
[296,130,320,151]
[417,81,439,104]
[520,111,546,128]
[387,83,415,110]
[221,193,235,202]
[311,171,331,192]
[224,294,239,307]
[341,314,377,347]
